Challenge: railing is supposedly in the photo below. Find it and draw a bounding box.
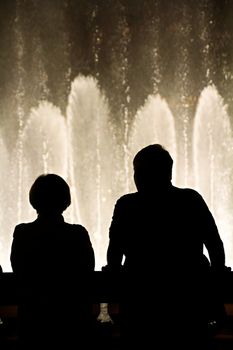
[1,271,233,347]
[1,271,233,303]
[0,271,124,304]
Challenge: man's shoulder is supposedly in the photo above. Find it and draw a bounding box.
[172,186,206,209]
[173,186,202,198]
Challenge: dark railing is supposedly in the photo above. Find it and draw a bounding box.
[1,271,233,304]
[0,272,123,304]
[1,271,233,348]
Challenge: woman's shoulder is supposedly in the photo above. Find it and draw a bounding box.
[63,222,90,238]
[13,221,37,236]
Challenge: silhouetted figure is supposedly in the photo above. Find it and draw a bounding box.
[10,174,95,349]
[106,144,226,349]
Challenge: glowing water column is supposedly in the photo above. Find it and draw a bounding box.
[193,85,233,268]
[128,94,177,191]
[0,137,12,271]
[67,75,116,270]
[16,101,69,224]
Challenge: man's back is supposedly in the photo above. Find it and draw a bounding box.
[107,185,225,274]
[107,185,225,349]
[106,144,226,349]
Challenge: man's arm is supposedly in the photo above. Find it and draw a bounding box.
[197,193,225,269]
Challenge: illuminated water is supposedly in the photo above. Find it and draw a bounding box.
[193,85,233,267]
[1,77,233,271]
[0,1,233,272]
[128,94,177,191]
[67,76,116,269]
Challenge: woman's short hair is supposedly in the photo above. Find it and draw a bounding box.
[29,174,71,214]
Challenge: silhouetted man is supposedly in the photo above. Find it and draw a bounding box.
[106,144,226,349]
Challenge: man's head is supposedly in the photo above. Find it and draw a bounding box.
[29,173,71,215]
[133,144,173,192]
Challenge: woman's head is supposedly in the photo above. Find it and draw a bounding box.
[29,174,71,214]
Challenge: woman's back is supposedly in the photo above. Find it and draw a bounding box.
[10,174,95,349]
[11,217,94,277]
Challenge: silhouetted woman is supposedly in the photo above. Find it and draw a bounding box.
[10,174,95,349]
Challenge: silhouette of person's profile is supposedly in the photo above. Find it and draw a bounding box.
[10,174,95,349]
[106,144,226,349]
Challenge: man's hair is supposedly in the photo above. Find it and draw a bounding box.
[133,144,173,186]
[29,173,71,214]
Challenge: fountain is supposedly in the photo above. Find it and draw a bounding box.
[18,101,69,222]
[0,76,233,272]
[0,136,11,272]
[67,76,117,270]
[0,101,70,271]
[193,85,233,267]
[128,93,177,191]
[0,1,233,273]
